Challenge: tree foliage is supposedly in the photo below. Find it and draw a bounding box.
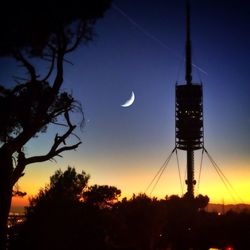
[0,83,75,142]
[10,167,121,250]
[0,0,111,56]
[83,184,121,208]
[27,167,89,215]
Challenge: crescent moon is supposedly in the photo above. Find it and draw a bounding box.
[121,91,135,107]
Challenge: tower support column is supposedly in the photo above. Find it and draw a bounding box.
[186,149,196,199]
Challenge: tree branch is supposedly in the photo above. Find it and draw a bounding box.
[42,48,56,82]
[24,111,81,167]
[50,111,76,152]
[51,50,64,95]
[65,21,87,54]
[6,49,66,155]
[25,142,81,166]
[11,151,26,186]
[3,94,72,155]
[10,112,81,185]
[13,51,37,82]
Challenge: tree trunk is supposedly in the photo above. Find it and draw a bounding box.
[0,185,12,249]
[0,150,14,250]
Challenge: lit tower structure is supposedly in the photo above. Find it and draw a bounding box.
[175,1,204,199]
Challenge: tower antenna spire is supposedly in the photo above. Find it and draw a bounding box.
[185,0,192,85]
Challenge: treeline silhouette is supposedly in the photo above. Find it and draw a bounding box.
[8,167,250,250]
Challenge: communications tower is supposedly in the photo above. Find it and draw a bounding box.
[175,1,204,199]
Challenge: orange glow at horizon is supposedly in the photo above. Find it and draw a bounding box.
[11,158,250,211]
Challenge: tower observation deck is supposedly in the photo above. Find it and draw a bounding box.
[175,0,204,199]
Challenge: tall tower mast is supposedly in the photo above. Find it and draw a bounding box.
[185,0,192,85]
[175,0,204,199]
[185,0,195,199]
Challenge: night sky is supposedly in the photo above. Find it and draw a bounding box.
[0,0,249,209]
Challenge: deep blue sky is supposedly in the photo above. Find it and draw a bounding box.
[1,0,249,205]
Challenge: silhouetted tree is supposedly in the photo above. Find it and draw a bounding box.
[83,184,121,208]
[11,167,90,250]
[194,194,209,210]
[26,167,89,215]
[0,1,111,247]
[161,194,209,249]
[100,194,210,250]
[9,177,250,250]
[109,193,165,250]
[9,167,122,250]
[82,185,121,249]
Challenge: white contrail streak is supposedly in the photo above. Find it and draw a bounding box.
[112,3,208,76]
[112,3,176,52]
